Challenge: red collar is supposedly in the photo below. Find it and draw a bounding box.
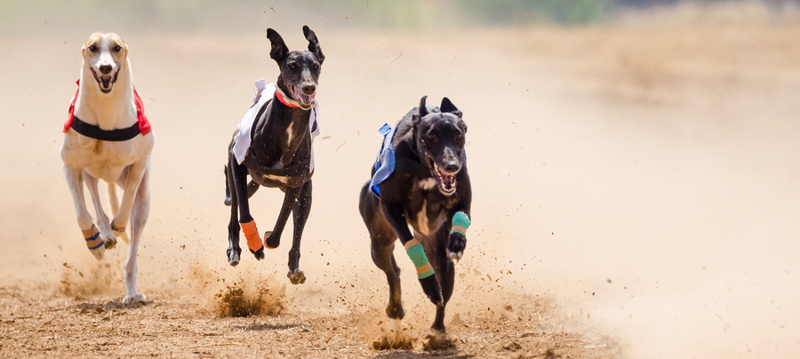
[275,86,316,109]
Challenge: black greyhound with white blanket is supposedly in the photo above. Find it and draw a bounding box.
[224,26,323,285]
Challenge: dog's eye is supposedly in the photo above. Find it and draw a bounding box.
[288,62,298,70]
[113,45,122,52]
[312,63,320,71]
[88,45,98,53]
[426,133,437,142]
[455,132,463,141]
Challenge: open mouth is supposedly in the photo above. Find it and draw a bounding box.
[90,67,118,94]
[429,159,457,196]
[288,84,316,109]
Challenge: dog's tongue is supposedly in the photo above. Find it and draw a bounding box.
[100,76,112,89]
[441,174,456,191]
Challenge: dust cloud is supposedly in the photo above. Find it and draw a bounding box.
[1,2,799,358]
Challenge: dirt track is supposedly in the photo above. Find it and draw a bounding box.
[2,6,800,359]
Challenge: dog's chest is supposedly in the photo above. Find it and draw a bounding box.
[407,181,448,236]
[61,134,151,181]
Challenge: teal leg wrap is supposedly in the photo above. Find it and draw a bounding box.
[450,211,471,235]
[406,241,435,279]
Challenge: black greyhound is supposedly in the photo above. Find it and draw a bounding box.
[224,26,324,285]
[359,96,472,333]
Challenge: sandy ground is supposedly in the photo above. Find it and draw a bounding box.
[1,9,800,359]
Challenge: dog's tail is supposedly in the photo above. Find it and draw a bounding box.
[108,183,130,244]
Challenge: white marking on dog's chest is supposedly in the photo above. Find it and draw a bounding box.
[417,178,436,190]
[285,127,294,149]
[412,198,447,236]
[414,199,431,235]
[262,174,289,184]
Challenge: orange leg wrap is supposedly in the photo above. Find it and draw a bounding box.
[240,220,263,252]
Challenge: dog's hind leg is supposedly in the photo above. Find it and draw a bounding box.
[424,234,454,333]
[224,166,260,206]
[225,162,242,265]
[264,185,302,250]
[372,233,405,320]
[64,166,105,259]
[84,173,117,250]
[108,182,129,244]
[287,180,312,284]
[360,185,405,319]
[228,156,264,261]
[122,168,150,304]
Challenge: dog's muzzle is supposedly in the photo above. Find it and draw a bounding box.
[288,83,316,109]
[90,65,118,94]
[430,159,460,196]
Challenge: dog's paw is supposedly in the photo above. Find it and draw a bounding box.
[227,247,241,266]
[386,301,405,320]
[250,246,265,260]
[123,293,146,304]
[419,276,444,307]
[104,235,118,250]
[265,231,281,249]
[287,269,306,285]
[446,232,466,262]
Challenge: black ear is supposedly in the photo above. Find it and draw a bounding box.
[302,25,325,64]
[418,95,429,118]
[440,97,462,118]
[266,28,288,62]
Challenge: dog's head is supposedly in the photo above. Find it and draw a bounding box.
[413,96,467,196]
[82,32,128,94]
[266,26,324,110]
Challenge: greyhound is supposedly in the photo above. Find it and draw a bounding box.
[61,32,155,304]
[359,96,472,333]
[224,26,324,285]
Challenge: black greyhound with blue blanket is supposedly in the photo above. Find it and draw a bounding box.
[224,26,323,285]
[359,96,472,333]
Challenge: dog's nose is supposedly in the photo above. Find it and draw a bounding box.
[99,64,113,75]
[302,83,316,95]
[443,161,460,174]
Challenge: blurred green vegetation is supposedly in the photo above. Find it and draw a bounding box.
[0,0,790,35]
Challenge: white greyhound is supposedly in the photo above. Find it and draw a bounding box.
[60,32,155,304]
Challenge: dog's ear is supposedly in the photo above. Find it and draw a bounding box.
[440,97,462,118]
[418,95,429,118]
[411,96,428,129]
[302,25,325,64]
[266,28,288,62]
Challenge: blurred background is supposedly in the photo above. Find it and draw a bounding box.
[3,0,800,33]
[1,1,799,358]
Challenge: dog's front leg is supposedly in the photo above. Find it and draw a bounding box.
[64,166,105,259]
[380,201,443,306]
[447,210,470,261]
[83,173,116,250]
[287,180,312,284]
